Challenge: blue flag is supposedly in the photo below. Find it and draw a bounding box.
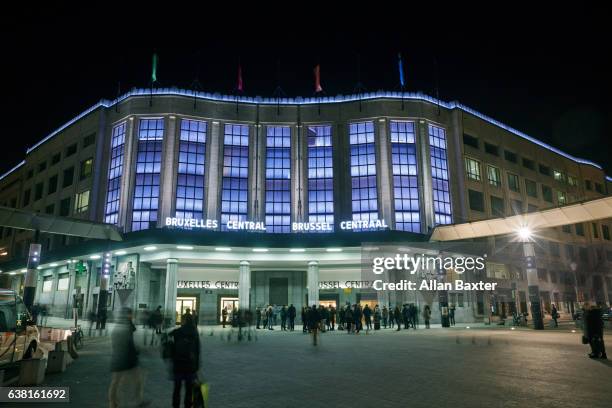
[398,53,405,88]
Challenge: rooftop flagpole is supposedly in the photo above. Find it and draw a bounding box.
[398,53,406,110]
[150,52,158,107]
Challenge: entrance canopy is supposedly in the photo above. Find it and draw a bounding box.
[0,206,123,241]
[430,196,612,242]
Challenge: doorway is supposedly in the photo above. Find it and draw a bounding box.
[176,297,197,325]
[219,297,239,324]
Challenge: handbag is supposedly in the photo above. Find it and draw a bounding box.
[192,374,209,408]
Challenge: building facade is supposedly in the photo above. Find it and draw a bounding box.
[1,88,611,324]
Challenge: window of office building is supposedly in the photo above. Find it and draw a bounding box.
[38,161,47,173]
[80,158,93,180]
[539,164,551,176]
[75,190,90,213]
[575,223,584,236]
[176,119,207,220]
[34,182,44,201]
[565,245,574,260]
[48,175,58,195]
[349,121,379,228]
[525,179,537,198]
[265,126,291,233]
[504,150,517,163]
[487,165,501,187]
[390,121,420,232]
[23,189,31,206]
[221,124,249,230]
[557,190,567,205]
[468,189,484,212]
[528,204,538,213]
[579,247,588,263]
[592,223,599,239]
[522,158,535,170]
[595,183,604,194]
[104,122,126,224]
[132,118,164,231]
[464,157,481,181]
[585,180,592,190]
[562,224,572,234]
[549,242,560,257]
[490,195,504,217]
[602,225,610,240]
[542,185,553,202]
[83,133,95,148]
[567,175,578,187]
[307,125,334,229]
[45,204,54,215]
[484,142,499,156]
[429,124,452,225]
[59,197,70,216]
[463,134,479,149]
[511,199,523,215]
[65,143,77,158]
[62,167,74,188]
[507,173,519,192]
[553,169,566,183]
[51,153,61,165]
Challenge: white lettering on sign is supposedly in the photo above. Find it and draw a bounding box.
[165,217,218,229]
[292,222,333,232]
[340,219,388,230]
[226,220,266,231]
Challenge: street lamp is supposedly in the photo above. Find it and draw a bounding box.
[518,226,544,330]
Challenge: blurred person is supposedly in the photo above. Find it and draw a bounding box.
[288,304,296,331]
[308,305,321,346]
[394,306,402,331]
[373,305,381,330]
[402,304,409,329]
[109,308,149,408]
[255,306,261,329]
[170,313,201,407]
[449,304,456,327]
[329,306,336,331]
[382,306,389,329]
[354,304,363,334]
[222,307,228,328]
[267,305,274,330]
[423,305,432,329]
[345,305,353,333]
[583,303,607,359]
[301,306,308,333]
[363,304,372,331]
[551,304,559,328]
[280,306,288,331]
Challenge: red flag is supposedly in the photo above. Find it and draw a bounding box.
[314,64,323,93]
[237,64,243,92]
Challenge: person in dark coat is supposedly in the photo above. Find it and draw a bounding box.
[345,305,354,333]
[288,304,296,331]
[382,306,389,329]
[307,305,321,345]
[329,306,336,331]
[402,305,410,329]
[354,304,363,333]
[583,304,607,359]
[363,304,373,331]
[255,307,261,329]
[302,306,308,333]
[280,306,288,331]
[170,313,201,407]
[449,304,456,327]
[152,305,163,334]
[551,304,559,328]
[394,306,402,331]
[423,305,432,329]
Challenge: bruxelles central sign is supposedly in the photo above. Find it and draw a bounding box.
[165,217,388,232]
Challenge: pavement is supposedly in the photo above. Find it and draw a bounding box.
[3,319,612,408]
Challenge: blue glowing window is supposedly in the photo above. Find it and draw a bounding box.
[307,125,334,230]
[265,126,291,233]
[349,122,378,229]
[176,120,206,220]
[132,118,164,231]
[221,124,249,230]
[104,122,126,224]
[390,121,420,232]
[429,124,452,225]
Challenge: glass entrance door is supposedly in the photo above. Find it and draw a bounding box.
[219,297,239,324]
[176,297,197,325]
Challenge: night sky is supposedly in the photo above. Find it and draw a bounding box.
[1,7,610,175]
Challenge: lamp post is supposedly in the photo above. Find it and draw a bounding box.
[519,227,544,330]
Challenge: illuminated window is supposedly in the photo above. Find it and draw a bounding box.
[221,124,249,230]
[429,124,452,225]
[132,118,164,231]
[75,190,90,213]
[487,165,501,187]
[265,126,291,233]
[307,125,334,230]
[80,158,93,180]
[176,120,206,220]
[104,122,126,224]
[557,190,567,205]
[464,157,481,181]
[553,170,566,183]
[390,121,420,232]
[349,121,378,229]
[525,179,538,198]
[507,173,520,192]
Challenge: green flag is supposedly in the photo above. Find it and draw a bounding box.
[151,53,158,84]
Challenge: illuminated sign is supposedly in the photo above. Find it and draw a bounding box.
[292,222,333,232]
[226,221,266,231]
[177,280,239,289]
[165,217,218,229]
[319,280,373,289]
[340,219,388,230]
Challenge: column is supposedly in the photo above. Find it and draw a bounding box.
[205,121,221,220]
[159,116,177,222]
[23,243,42,310]
[376,118,393,226]
[239,261,251,310]
[524,242,544,329]
[307,261,319,306]
[164,258,178,327]
[417,120,434,233]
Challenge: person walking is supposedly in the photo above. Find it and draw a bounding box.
[255,307,261,329]
[354,304,363,334]
[169,313,200,408]
[262,307,268,330]
[329,306,336,331]
[108,308,149,408]
[339,306,346,331]
[382,306,389,329]
[551,304,559,328]
[424,305,432,329]
[345,305,354,334]
[394,306,402,331]
[583,303,607,359]
[402,304,410,330]
[308,305,321,346]
[449,304,456,327]
[280,306,288,331]
[288,304,296,331]
[363,304,372,331]
[389,306,395,329]
[267,306,274,330]
[221,307,228,328]
[302,306,308,333]
[374,305,381,330]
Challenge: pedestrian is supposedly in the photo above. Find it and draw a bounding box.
[302,306,308,333]
[221,307,228,328]
[87,309,97,337]
[363,304,372,331]
[182,308,192,325]
[345,305,353,333]
[551,304,559,328]
[255,307,261,329]
[374,305,381,330]
[308,305,321,346]
[394,306,402,331]
[153,305,163,334]
[389,306,395,329]
[424,305,432,329]
[449,303,456,326]
[169,313,201,407]
[402,304,409,329]
[262,307,268,330]
[267,306,274,330]
[583,303,607,359]
[354,304,363,334]
[281,306,287,331]
[108,308,149,408]
[329,306,336,331]
[288,304,296,331]
[339,306,346,331]
[382,306,389,329]
[318,305,327,333]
